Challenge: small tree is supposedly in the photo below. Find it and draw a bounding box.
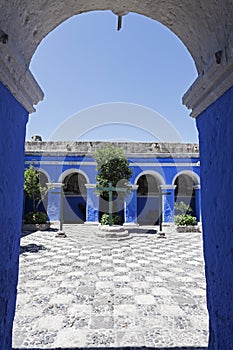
[94,144,133,197]
[94,145,133,224]
[24,165,48,212]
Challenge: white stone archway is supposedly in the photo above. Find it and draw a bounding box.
[0,2,232,118]
[172,170,200,187]
[58,168,90,184]
[37,168,51,184]
[134,170,165,186]
[0,2,233,349]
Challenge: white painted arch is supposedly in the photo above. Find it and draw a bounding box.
[37,168,51,184]
[172,170,200,187]
[58,168,90,184]
[134,170,165,187]
[0,2,232,116]
[1,1,232,73]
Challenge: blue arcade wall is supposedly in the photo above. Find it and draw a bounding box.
[24,146,200,224]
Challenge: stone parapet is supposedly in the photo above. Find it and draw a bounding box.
[25,141,199,157]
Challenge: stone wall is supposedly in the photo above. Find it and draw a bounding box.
[25,141,199,158]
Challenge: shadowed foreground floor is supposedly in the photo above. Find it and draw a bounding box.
[14,347,208,350]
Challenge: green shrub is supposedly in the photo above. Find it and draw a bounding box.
[100,213,121,225]
[24,211,48,224]
[174,214,197,226]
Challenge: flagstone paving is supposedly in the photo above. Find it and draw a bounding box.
[13,225,208,349]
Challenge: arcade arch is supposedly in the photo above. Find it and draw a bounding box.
[174,173,196,216]
[173,170,200,218]
[62,170,88,223]
[136,171,164,225]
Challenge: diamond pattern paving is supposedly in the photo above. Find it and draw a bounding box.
[13,225,208,349]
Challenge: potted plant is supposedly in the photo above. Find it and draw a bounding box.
[23,211,49,231]
[174,201,200,232]
[22,165,50,231]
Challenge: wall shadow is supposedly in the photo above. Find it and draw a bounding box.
[127,227,158,235]
[20,243,46,254]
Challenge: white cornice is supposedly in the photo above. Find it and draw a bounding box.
[0,38,43,113]
[183,39,233,118]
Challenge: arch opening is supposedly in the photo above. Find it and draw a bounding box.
[137,173,163,225]
[63,172,87,223]
[174,173,196,217]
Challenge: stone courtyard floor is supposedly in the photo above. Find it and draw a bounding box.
[13,224,208,349]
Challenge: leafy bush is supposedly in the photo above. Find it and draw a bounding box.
[174,214,197,226]
[174,201,197,226]
[100,213,121,225]
[24,211,48,224]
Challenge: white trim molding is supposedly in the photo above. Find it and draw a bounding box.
[160,185,176,190]
[46,182,64,188]
[0,38,43,113]
[85,184,96,189]
[183,38,233,118]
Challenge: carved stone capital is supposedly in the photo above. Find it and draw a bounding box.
[183,38,233,118]
[0,38,43,113]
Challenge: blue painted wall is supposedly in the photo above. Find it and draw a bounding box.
[0,82,28,349]
[25,152,200,224]
[196,85,233,349]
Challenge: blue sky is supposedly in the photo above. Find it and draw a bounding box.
[27,11,198,142]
